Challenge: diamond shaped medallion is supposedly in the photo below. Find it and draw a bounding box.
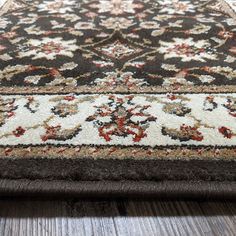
[96,40,142,59]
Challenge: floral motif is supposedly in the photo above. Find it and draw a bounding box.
[89,0,143,15]
[198,75,215,84]
[203,96,218,111]
[0,65,29,82]
[92,72,148,89]
[74,22,95,30]
[100,17,135,29]
[162,102,191,116]
[158,0,196,15]
[158,38,217,62]
[38,0,77,14]
[139,21,160,29]
[86,95,157,142]
[219,126,233,139]
[18,37,79,60]
[13,126,26,137]
[97,40,142,59]
[52,103,78,117]
[41,124,82,141]
[162,124,204,142]
[223,97,236,117]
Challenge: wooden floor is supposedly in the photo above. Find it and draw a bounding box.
[0,200,235,236]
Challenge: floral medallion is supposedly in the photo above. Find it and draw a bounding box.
[18,37,79,60]
[96,40,142,60]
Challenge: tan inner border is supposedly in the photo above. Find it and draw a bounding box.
[1,145,236,160]
[1,84,236,94]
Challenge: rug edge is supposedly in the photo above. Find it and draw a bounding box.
[0,158,235,182]
[0,179,235,200]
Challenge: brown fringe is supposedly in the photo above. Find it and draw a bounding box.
[0,179,235,200]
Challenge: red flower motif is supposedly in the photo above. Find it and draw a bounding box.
[218,126,233,139]
[64,95,75,101]
[87,95,156,142]
[13,126,26,137]
[167,94,177,100]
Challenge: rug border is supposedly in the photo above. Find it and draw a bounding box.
[0,179,235,200]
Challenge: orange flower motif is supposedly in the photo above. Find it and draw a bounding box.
[64,95,75,101]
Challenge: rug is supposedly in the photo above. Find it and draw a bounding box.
[0,0,235,199]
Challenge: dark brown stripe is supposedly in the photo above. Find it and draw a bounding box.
[0,179,235,200]
[0,158,235,182]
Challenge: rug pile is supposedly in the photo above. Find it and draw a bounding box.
[0,0,235,198]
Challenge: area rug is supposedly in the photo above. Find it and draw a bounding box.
[0,0,235,199]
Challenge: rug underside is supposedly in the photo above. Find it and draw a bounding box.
[0,0,236,198]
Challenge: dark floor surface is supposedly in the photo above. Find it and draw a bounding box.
[0,199,235,236]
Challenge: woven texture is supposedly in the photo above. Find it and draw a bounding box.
[0,0,236,198]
